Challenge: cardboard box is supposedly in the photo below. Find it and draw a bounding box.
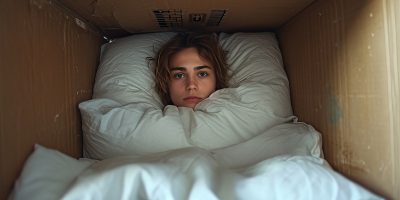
[1,0,399,199]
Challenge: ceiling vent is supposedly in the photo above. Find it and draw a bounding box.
[153,9,226,28]
[153,9,183,28]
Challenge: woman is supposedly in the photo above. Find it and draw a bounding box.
[154,32,230,108]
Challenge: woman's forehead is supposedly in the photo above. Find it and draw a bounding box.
[169,48,213,69]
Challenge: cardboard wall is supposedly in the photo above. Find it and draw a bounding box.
[1,0,399,199]
[0,0,102,199]
[278,0,399,199]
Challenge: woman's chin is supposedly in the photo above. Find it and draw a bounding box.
[181,103,197,109]
[176,99,202,108]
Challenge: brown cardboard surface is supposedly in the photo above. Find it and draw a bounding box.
[278,0,398,199]
[0,0,102,198]
[60,0,315,35]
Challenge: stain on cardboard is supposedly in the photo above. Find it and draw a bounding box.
[328,95,342,125]
[30,0,47,9]
[340,142,371,175]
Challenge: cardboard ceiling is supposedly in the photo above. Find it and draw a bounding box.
[59,0,315,38]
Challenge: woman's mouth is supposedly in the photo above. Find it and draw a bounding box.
[183,96,202,103]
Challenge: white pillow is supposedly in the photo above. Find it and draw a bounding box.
[79,32,296,159]
[9,144,95,200]
[93,32,175,106]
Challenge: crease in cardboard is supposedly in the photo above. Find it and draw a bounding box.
[52,0,105,37]
[92,0,121,28]
[75,18,88,30]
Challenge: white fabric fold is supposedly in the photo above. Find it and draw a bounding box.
[10,145,382,200]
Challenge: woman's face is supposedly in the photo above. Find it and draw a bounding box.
[168,47,216,108]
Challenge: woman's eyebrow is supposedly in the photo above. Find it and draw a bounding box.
[170,66,211,71]
[194,65,211,70]
[170,67,186,71]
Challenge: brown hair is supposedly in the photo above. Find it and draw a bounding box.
[153,32,229,106]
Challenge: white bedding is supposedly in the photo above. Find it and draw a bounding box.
[10,145,382,200]
[80,32,296,159]
[9,32,382,199]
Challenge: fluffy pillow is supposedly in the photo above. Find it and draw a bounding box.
[79,32,295,159]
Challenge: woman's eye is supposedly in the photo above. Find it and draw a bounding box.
[198,72,209,77]
[173,73,185,79]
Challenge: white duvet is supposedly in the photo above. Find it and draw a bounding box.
[11,129,381,200]
[61,151,381,200]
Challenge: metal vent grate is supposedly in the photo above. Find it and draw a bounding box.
[153,9,183,28]
[206,9,227,26]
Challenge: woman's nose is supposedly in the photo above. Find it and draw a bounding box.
[186,76,198,90]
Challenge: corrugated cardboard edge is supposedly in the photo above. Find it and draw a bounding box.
[384,0,400,198]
